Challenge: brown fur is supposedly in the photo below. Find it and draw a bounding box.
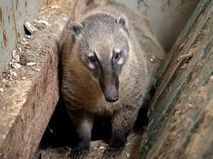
[58,0,165,158]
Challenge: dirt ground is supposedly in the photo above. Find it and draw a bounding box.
[33,99,148,159]
[34,130,144,159]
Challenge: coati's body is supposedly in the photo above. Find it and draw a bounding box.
[59,0,165,158]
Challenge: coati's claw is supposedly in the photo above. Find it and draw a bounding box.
[102,145,124,158]
[70,149,89,159]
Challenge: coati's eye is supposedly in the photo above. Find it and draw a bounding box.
[88,56,96,63]
[114,53,121,60]
[113,49,128,65]
[113,49,122,61]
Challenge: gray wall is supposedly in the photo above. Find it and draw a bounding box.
[0,0,47,76]
[121,0,200,52]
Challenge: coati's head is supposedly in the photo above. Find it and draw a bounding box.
[69,13,129,102]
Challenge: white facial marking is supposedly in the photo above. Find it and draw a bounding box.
[88,52,94,57]
[114,48,127,65]
[87,52,95,69]
[117,57,124,65]
[88,63,95,69]
[114,48,121,54]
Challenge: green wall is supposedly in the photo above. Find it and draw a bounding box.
[0,0,47,77]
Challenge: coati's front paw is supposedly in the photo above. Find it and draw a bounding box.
[70,149,89,159]
[102,145,124,158]
[102,132,127,158]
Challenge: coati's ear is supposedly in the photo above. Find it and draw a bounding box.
[116,14,128,32]
[69,21,83,37]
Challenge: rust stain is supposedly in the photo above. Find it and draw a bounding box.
[3,31,9,47]
[17,32,20,39]
[16,0,19,10]
[0,7,2,23]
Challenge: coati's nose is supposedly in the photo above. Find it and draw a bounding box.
[105,91,119,102]
[99,73,119,102]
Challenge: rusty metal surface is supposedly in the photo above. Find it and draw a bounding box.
[0,0,47,77]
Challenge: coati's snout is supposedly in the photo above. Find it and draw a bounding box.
[99,73,119,102]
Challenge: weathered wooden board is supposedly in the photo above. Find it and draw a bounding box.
[0,34,59,159]
[140,0,213,158]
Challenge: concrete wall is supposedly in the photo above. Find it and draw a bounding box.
[121,0,200,52]
[0,0,47,77]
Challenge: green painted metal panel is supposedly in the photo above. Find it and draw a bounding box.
[0,0,47,77]
[140,0,213,158]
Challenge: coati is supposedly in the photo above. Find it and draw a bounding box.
[59,0,165,158]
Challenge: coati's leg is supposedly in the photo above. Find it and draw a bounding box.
[103,106,139,158]
[68,110,94,159]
